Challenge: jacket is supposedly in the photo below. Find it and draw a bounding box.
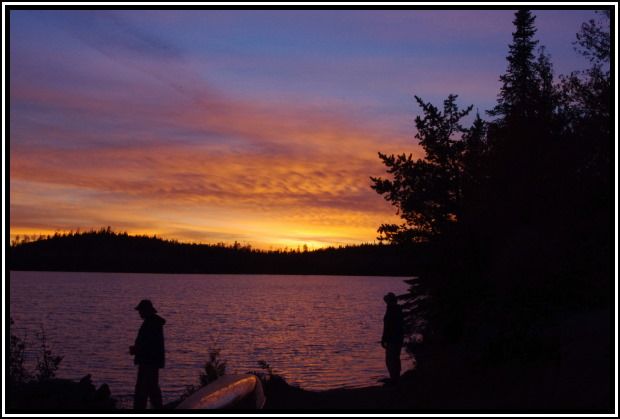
[382,304,404,345]
[134,314,166,368]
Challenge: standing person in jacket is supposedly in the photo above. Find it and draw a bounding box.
[130,299,166,409]
[381,292,404,385]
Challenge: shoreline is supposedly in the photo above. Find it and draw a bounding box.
[263,307,612,411]
[9,306,612,412]
[9,269,414,278]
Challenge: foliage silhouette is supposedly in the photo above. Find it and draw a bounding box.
[9,318,31,387]
[35,326,63,382]
[8,319,116,410]
[9,227,421,276]
[370,95,475,243]
[372,9,612,410]
[199,348,227,387]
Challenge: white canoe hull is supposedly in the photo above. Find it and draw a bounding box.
[176,374,266,410]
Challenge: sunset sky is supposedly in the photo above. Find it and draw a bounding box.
[9,9,598,249]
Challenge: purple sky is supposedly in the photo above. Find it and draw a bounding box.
[9,9,602,248]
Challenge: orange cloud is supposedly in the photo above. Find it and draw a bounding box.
[10,39,422,248]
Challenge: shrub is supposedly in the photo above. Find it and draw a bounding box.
[9,318,31,385]
[199,348,227,387]
[35,325,63,381]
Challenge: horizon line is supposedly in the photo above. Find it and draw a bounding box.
[8,226,388,251]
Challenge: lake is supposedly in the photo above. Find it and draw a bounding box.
[9,271,412,405]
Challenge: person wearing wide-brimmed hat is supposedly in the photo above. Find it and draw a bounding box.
[130,299,166,409]
[381,292,404,385]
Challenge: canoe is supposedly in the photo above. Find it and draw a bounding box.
[176,374,266,410]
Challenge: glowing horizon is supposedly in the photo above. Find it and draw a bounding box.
[9,10,597,249]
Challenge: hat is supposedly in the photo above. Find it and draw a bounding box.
[135,299,157,313]
[383,292,397,303]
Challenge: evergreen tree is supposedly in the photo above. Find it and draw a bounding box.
[487,10,558,151]
[554,10,612,308]
[488,9,539,122]
[370,95,473,243]
[483,9,561,230]
[370,9,612,408]
[461,113,488,192]
[560,10,611,180]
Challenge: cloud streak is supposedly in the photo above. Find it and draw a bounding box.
[9,9,595,247]
[10,64,409,246]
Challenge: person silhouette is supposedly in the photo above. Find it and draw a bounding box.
[130,299,166,409]
[381,292,404,385]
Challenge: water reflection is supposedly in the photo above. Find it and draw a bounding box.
[10,272,411,403]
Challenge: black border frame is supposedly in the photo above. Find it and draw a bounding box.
[3,1,616,415]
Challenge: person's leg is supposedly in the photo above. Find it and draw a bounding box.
[148,367,163,409]
[393,344,402,380]
[133,365,148,410]
[386,343,402,382]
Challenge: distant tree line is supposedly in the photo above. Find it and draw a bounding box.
[372,9,612,374]
[9,227,422,276]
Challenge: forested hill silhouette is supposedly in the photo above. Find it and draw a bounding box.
[9,228,421,275]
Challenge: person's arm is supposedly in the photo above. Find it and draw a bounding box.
[132,323,151,357]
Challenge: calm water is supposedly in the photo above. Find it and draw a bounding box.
[10,271,411,404]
